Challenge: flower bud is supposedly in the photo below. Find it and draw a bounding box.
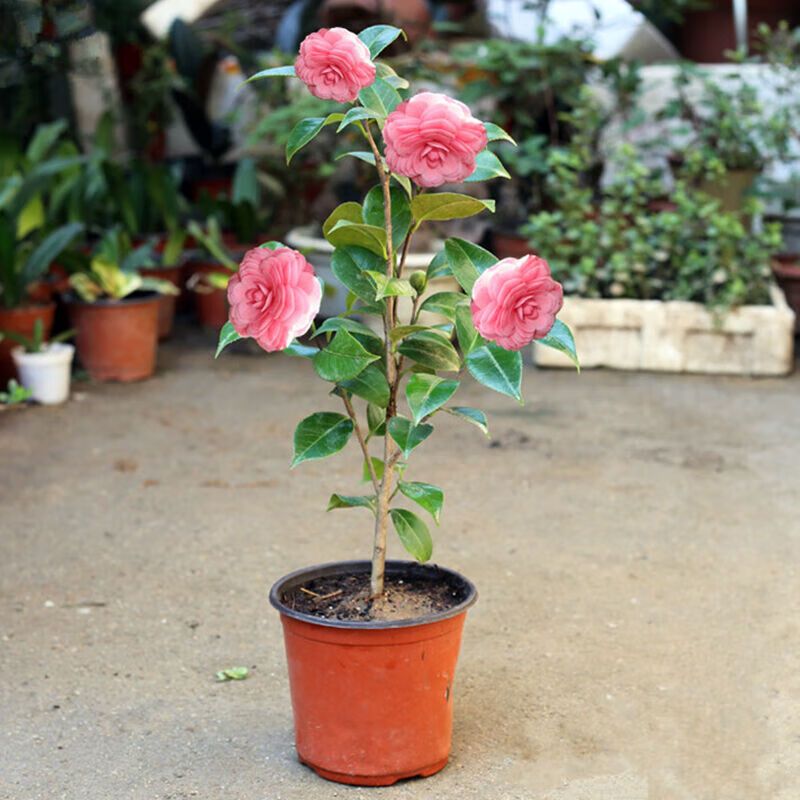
[409,270,427,295]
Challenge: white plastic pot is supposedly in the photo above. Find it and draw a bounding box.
[12,343,74,405]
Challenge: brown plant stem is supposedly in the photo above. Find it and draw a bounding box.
[340,390,379,494]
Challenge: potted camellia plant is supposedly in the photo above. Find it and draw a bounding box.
[65,230,178,381]
[214,26,578,786]
[1,319,75,405]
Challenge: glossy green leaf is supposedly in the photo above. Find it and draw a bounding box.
[366,403,386,437]
[361,455,384,483]
[327,493,377,513]
[454,302,483,354]
[337,106,379,132]
[330,245,383,303]
[241,65,296,85]
[323,202,363,239]
[426,250,451,279]
[358,77,402,118]
[215,321,242,358]
[340,364,390,407]
[405,374,459,424]
[312,317,382,343]
[464,149,511,182]
[537,319,580,370]
[411,192,494,226]
[313,329,379,382]
[336,150,377,166]
[418,291,464,320]
[363,185,411,251]
[387,417,433,458]
[292,412,354,467]
[389,324,428,342]
[21,222,83,287]
[397,331,460,372]
[445,406,490,437]
[365,271,415,300]
[326,220,387,257]
[287,113,343,164]
[398,481,443,525]
[444,238,498,294]
[259,240,283,250]
[284,340,317,358]
[484,121,516,145]
[358,24,407,58]
[392,172,412,196]
[466,343,523,403]
[390,508,433,562]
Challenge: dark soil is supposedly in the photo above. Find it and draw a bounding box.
[281,569,470,622]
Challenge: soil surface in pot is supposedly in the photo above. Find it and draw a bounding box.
[284,570,469,622]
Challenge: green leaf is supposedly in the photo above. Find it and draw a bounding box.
[397,331,460,372]
[241,65,296,85]
[444,238,498,294]
[392,172,412,196]
[366,403,386,437]
[365,271,415,300]
[259,240,284,250]
[312,317,382,343]
[287,113,344,164]
[363,185,411,252]
[335,150,377,166]
[464,149,511,182]
[390,508,433,562]
[322,202,363,239]
[418,291,464,320]
[232,156,258,204]
[389,324,428,342]
[387,417,433,458]
[405,374,459,424]
[537,319,580,370]
[484,121,516,145]
[362,455,384,483]
[330,246,383,302]
[292,412,354,467]
[466,343,523,403]
[216,666,249,681]
[358,77,402,118]
[313,329,379,382]
[21,222,83,287]
[215,321,242,357]
[398,481,444,525]
[337,107,380,132]
[411,193,494,226]
[327,493,377,513]
[376,62,410,90]
[284,340,317,358]
[326,220,387,258]
[445,406,490,437]
[358,24,407,58]
[340,364,390,407]
[426,250,452,279]
[454,302,483,354]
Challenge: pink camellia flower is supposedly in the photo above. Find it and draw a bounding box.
[295,28,375,103]
[470,255,563,351]
[227,247,322,352]
[383,92,488,188]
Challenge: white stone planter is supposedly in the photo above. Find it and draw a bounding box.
[285,226,456,324]
[533,287,795,376]
[12,343,74,404]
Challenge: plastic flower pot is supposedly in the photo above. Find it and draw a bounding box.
[187,262,234,330]
[491,229,535,260]
[11,343,74,404]
[270,560,477,786]
[67,292,159,382]
[0,303,56,385]
[140,264,183,339]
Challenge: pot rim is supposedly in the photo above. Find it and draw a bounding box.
[11,342,74,362]
[0,301,56,315]
[63,291,161,309]
[269,559,478,630]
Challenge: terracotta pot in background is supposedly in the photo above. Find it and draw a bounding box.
[140,264,183,339]
[0,303,55,386]
[67,293,160,382]
[773,255,800,333]
[492,230,535,260]
[270,560,477,786]
[186,262,234,330]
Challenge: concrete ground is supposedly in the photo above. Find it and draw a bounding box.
[1,327,799,800]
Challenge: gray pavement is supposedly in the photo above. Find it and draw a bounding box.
[1,327,799,800]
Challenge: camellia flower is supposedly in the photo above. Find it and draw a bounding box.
[227,247,322,352]
[470,255,563,351]
[295,28,375,103]
[383,92,488,188]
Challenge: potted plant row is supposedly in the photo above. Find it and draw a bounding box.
[213,25,579,786]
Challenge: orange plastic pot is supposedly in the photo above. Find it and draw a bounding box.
[270,560,477,786]
[187,261,234,330]
[140,264,182,339]
[0,303,55,385]
[67,293,159,382]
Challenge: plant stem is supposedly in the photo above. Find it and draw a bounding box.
[340,390,379,494]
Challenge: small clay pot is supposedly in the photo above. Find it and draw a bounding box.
[186,261,234,330]
[67,292,160,382]
[0,303,56,385]
[270,560,477,786]
[140,264,183,339]
[492,229,535,260]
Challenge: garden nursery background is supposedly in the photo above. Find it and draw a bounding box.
[2,0,800,798]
